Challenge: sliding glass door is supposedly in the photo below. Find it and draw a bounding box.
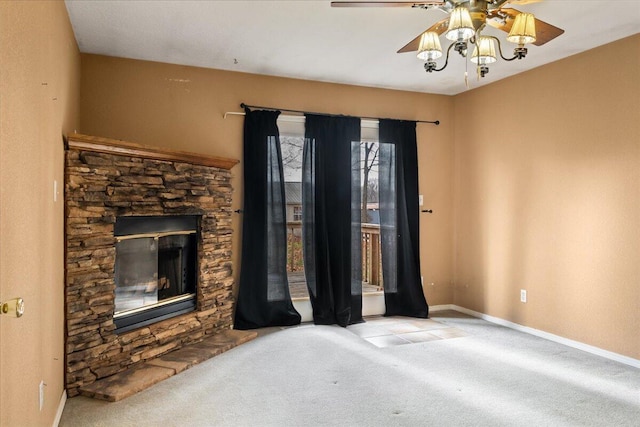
[235,110,426,329]
[280,128,395,302]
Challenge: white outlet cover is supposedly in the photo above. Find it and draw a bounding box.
[520,290,527,303]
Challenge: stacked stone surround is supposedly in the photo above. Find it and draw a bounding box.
[64,134,239,397]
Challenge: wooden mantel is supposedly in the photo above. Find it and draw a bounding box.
[66,133,239,170]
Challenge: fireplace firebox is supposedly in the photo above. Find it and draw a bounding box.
[114,215,199,333]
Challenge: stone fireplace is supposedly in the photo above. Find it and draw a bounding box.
[64,134,239,397]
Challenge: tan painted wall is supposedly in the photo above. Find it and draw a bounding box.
[453,34,640,359]
[79,54,456,306]
[0,1,80,425]
[77,26,638,362]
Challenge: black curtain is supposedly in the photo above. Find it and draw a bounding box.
[378,119,429,318]
[234,108,301,329]
[303,114,363,326]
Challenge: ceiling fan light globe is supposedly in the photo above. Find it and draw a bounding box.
[417,32,443,61]
[470,36,497,65]
[445,6,474,41]
[417,50,443,61]
[507,12,537,45]
[446,28,475,42]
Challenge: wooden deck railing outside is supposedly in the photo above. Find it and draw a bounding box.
[361,223,383,290]
[286,222,383,290]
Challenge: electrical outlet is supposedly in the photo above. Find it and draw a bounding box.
[53,180,58,202]
[520,289,527,303]
[39,381,45,411]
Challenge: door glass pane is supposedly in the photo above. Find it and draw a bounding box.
[114,237,158,313]
[351,140,363,296]
[281,135,308,298]
[360,141,386,293]
[266,135,288,302]
[378,142,397,293]
[279,124,390,299]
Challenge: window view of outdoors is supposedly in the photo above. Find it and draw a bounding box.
[280,136,305,298]
[359,141,384,294]
[281,136,384,299]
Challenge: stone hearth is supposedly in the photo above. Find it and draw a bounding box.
[79,329,256,402]
[64,134,240,398]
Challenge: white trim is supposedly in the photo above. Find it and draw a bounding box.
[276,115,378,140]
[447,305,640,369]
[428,304,456,312]
[291,298,313,323]
[287,301,639,368]
[280,114,379,129]
[362,292,385,317]
[53,390,67,427]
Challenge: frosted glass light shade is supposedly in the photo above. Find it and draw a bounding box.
[507,12,537,45]
[417,32,443,61]
[470,37,497,65]
[445,6,475,41]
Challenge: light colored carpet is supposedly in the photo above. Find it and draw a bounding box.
[60,311,640,426]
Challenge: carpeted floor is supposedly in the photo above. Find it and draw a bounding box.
[60,310,640,426]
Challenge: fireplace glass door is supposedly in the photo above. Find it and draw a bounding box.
[115,237,159,312]
[113,216,198,333]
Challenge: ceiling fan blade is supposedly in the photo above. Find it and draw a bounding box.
[531,19,565,46]
[397,17,449,53]
[488,8,564,46]
[331,1,444,7]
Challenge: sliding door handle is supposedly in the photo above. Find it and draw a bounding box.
[1,298,24,318]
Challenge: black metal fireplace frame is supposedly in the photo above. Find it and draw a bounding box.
[113,215,200,333]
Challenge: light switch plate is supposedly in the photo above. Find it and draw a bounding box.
[419,195,423,206]
[39,381,45,411]
[520,289,527,303]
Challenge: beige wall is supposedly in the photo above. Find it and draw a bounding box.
[453,34,640,359]
[0,0,80,425]
[79,54,456,306]
[77,25,638,364]
[79,37,639,360]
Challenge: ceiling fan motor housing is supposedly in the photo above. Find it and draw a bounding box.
[460,0,489,31]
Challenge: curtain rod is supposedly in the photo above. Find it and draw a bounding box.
[223,111,380,129]
[237,103,440,126]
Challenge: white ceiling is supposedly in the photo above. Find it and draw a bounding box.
[65,0,640,96]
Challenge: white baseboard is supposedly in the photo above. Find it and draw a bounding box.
[292,301,638,368]
[441,305,639,369]
[53,390,67,427]
[428,304,456,312]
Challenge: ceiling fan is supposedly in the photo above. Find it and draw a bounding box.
[331,0,564,78]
